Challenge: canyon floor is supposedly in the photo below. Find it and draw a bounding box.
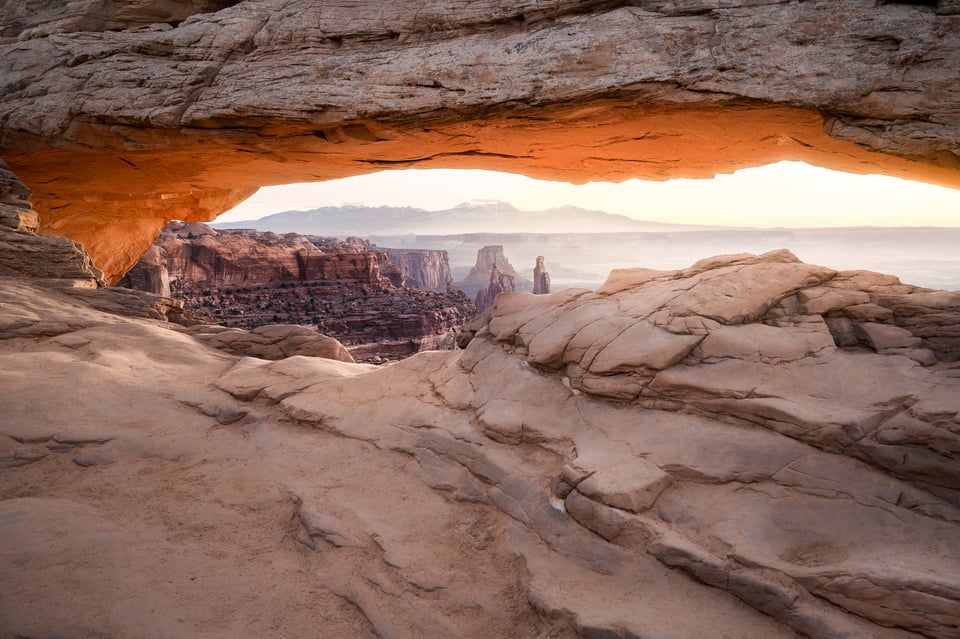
[1,250,959,639]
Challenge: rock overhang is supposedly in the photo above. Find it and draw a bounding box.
[1,0,959,282]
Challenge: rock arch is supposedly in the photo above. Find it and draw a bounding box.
[2,0,959,282]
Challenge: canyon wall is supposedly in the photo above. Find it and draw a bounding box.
[135,224,387,289]
[1,1,959,280]
[119,222,476,361]
[384,249,455,293]
[122,223,457,294]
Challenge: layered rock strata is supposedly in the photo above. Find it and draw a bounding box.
[3,1,960,281]
[120,222,476,361]
[120,222,392,294]
[474,263,516,313]
[459,245,527,296]
[384,248,456,293]
[2,250,957,638]
[0,160,105,287]
[183,324,355,363]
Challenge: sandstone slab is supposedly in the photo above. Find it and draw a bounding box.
[3,250,959,639]
[575,459,673,514]
[183,324,354,362]
[857,321,923,350]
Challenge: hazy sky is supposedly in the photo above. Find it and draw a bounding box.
[217,161,960,227]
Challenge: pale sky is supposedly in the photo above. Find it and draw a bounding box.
[217,161,960,227]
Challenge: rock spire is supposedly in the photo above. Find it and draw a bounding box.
[474,263,516,313]
[533,256,550,295]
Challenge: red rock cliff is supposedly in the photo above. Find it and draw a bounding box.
[459,245,528,295]
[119,222,476,361]
[384,249,455,293]
[474,263,516,313]
[121,222,389,293]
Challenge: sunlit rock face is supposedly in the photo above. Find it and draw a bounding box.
[118,222,476,361]
[121,222,390,294]
[383,249,455,293]
[2,0,960,282]
[0,160,104,286]
[2,249,958,638]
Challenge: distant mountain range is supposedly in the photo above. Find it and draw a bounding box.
[212,200,722,236]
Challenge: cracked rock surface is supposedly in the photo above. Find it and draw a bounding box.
[2,1,959,281]
[2,250,959,638]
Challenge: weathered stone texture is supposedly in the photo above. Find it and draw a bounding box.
[0,160,104,286]
[119,222,476,361]
[3,250,959,639]
[384,249,455,293]
[1,1,959,281]
[183,324,355,363]
[474,264,517,313]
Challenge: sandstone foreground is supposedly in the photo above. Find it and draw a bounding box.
[2,250,958,639]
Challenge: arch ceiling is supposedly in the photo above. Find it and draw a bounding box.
[1,0,958,282]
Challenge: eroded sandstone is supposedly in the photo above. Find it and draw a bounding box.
[2,250,958,638]
[474,263,517,313]
[0,160,104,286]
[118,221,476,361]
[2,1,960,281]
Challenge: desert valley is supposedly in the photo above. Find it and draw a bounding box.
[2,1,960,639]
[217,200,960,292]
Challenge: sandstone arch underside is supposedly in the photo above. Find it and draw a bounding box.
[1,0,959,283]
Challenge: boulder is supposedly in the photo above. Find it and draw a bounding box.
[182,324,355,362]
[856,321,923,350]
